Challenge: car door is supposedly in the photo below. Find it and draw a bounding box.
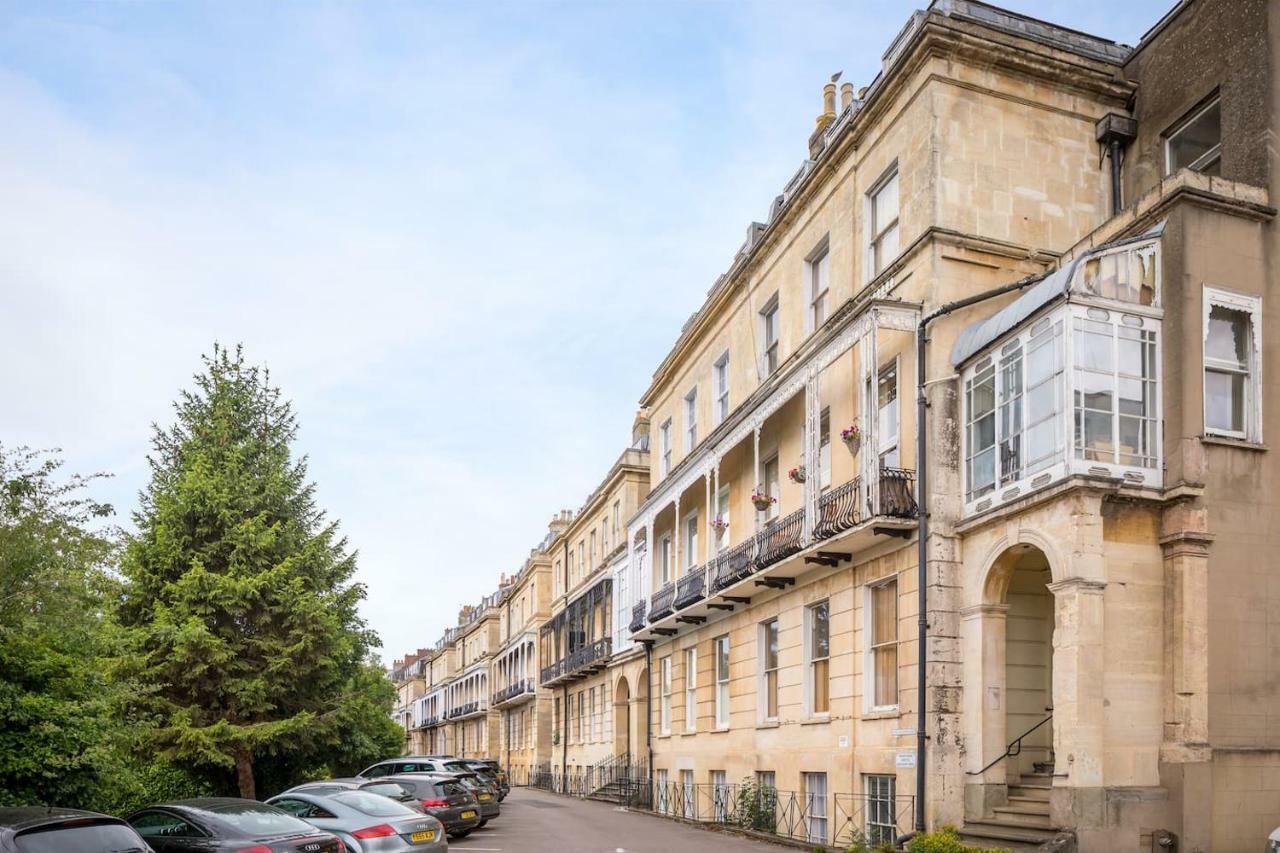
[361,762,394,778]
[271,797,340,835]
[129,810,213,853]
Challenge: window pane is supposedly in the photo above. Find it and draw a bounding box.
[1168,100,1221,172]
[872,584,896,645]
[811,603,829,659]
[874,173,899,229]
[874,645,897,706]
[1077,410,1114,460]
[970,446,995,497]
[764,621,778,669]
[1206,369,1245,432]
[1207,305,1249,367]
[1075,371,1114,412]
[812,658,829,713]
[1075,326,1113,372]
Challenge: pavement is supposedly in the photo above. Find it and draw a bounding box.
[448,787,793,853]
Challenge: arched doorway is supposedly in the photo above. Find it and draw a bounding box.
[984,543,1055,779]
[614,676,631,758]
[635,667,649,763]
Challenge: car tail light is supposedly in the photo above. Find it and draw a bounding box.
[236,847,274,853]
[420,798,449,808]
[352,824,397,839]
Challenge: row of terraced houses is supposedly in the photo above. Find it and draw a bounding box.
[389,2,1280,850]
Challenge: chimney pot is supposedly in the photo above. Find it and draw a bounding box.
[840,82,854,110]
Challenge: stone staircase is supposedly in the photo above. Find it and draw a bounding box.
[960,763,1060,852]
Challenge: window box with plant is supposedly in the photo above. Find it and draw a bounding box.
[711,516,729,534]
[788,465,806,484]
[751,489,776,512]
[841,424,862,455]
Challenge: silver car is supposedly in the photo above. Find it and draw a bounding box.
[266,789,446,852]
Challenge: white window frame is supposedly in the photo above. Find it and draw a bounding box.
[803,772,828,845]
[684,386,698,452]
[1203,286,1263,442]
[864,774,898,845]
[761,454,780,522]
[864,578,899,713]
[875,358,900,466]
[683,510,699,570]
[818,407,832,490]
[759,294,780,380]
[805,600,830,717]
[867,164,900,280]
[714,634,731,729]
[713,352,731,425]
[1164,94,1222,176]
[758,618,779,723]
[684,647,697,733]
[658,534,672,585]
[807,237,830,333]
[714,485,731,554]
[659,418,673,476]
[660,656,672,735]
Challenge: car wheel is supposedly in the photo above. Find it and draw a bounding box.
[478,819,488,828]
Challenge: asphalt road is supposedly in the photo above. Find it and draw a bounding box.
[448,787,790,853]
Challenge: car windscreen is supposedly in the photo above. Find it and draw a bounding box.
[208,803,314,835]
[330,791,417,817]
[436,780,469,797]
[361,782,410,799]
[16,823,148,853]
[443,762,471,773]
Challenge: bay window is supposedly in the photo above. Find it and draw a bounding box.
[960,236,1163,516]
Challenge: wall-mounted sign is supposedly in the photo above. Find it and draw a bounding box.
[895,751,917,768]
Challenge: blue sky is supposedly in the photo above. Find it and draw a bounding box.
[0,0,1172,663]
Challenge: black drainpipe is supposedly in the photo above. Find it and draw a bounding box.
[561,537,570,787]
[644,640,653,789]
[910,274,1040,836]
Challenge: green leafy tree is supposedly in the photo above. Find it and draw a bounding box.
[120,344,380,799]
[0,446,119,807]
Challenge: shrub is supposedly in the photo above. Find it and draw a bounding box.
[904,825,1009,853]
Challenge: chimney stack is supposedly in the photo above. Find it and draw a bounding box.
[840,82,854,111]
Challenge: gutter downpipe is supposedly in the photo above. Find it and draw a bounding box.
[1109,138,1122,215]
[908,273,1041,838]
[561,539,569,791]
[644,640,654,794]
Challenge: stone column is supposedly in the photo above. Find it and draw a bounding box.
[961,603,1010,818]
[1046,575,1107,829]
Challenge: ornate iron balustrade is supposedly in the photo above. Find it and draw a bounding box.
[813,476,862,541]
[629,600,647,634]
[673,565,706,609]
[416,715,440,729]
[648,582,676,622]
[446,700,482,720]
[492,680,533,706]
[541,637,613,686]
[712,538,757,591]
[878,467,918,518]
[754,509,805,569]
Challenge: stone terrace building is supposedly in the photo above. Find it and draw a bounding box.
[390,1,1279,850]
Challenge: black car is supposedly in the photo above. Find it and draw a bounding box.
[127,798,342,853]
[0,807,153,853]
[442,760,507,800]
[379,775,482,839]
[426,771,499,825]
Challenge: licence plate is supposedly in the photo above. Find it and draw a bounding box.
[479,793,492,801]
[411,830,436,843]
[461,809,477,819]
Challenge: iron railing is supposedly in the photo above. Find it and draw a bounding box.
[879,466,918,518]
[813,476,862,540]
[415,715,440,729]
[967,710,1053,777]
[674,565,707,609]
[540,637,613,685]
[629,600,647,634]
[492,680,533,706]
[754,509,805,569]
[445,701,483,720]
[712,537,757,592]
[648,582,676,622]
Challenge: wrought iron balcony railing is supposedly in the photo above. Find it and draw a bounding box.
[754,509,805,570]
[813,476,862,541]
[415,714,440,729]
[879,467,918,518]
[540,637,613,685]
[629,600,647,634]
[446,701,483,720]
[492,680,533,706]
[648,582,676,623]
[712,537,757,592]
[674,565,707,610]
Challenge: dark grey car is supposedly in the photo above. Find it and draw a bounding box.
[0,808,153,853]
[379,774,482,838]
[424,772,499,824]
[280,780,425,812]
[266,790,445,852]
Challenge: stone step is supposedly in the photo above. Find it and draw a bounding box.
[992,804,1053,828]
[960,819,1059,848]
[1008,794,1051,809]
[1008,784,1051,802]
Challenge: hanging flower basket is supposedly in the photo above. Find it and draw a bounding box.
[711,516,729,533]
[841,424,863,455]
[788,465,807,484]
[751,490,776,511]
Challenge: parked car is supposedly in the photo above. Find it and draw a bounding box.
[126,798,342,853]
[0,807,154,853]
[443,760,507,800]
[266,790,445,852]
[279,780,425,812]
[378,774,482,839]
[358,758,455,779]
[417,772,499,826]
[468,759,509,797]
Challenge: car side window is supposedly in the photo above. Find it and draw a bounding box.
[364,763,392,778]
[130,811,202,838]
[272,798,319,818]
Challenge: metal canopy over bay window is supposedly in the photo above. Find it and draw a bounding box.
[954,226,1164,517]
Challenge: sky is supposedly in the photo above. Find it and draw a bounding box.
[0,0,1172,664]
